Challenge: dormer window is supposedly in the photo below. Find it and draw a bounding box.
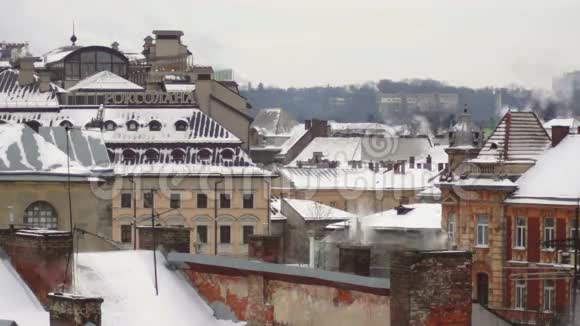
[144,149,159,163]
[59,120,73,129]
[221,149,234,161]
[149,120,162,131]
[197,149,212,164]
[122,149,136,164]
[104,120,117,131]
[127,120,138,131]
[175,120,188,131]
[171,149,185,163]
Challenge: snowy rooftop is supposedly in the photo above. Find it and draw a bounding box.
[164,83,196,93]
[278,167,437,191]
[0,250,243,326]
[42,46,80,65]
[251,108,298,136]
[328,121,399,137]
[476,111,551,162]
[67,71,144,92]
[0,69,60,108]
[289,136,432,167]
[269,196,287,221]
[326,203,442,231]
[0,124,93,177]
[283,198,356,221]
[114,164,271,177]
[506,134,580,205]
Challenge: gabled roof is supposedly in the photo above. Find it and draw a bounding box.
[282,198,355,221]
[0,69,60,109]
[506,134,580,206]
[67,71,143,92]
[475,111,551,162]
[0,124,93,178]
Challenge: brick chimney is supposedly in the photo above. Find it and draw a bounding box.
[552,125,569,147]
[16,56,40,86]
[0,229,72,304]
[48,292,103,326]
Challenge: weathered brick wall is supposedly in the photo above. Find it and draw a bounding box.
[47,293,103,326]
[391,251,472,326]
[181,261,390,326]
[137,226,190,253]
[0,229,72,304]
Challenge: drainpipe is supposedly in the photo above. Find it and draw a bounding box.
[128,176,137,250]
[213,175,225,256]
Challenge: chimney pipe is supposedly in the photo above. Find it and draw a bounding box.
[16,56,40,86]
[552,125,569,147]
[38,69,51,92]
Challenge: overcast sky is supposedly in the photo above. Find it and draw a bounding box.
[2,0,580,89]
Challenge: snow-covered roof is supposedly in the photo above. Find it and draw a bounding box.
[102,107,241,144]
[543,118,579,136]
[114,164,271,177]
[476,111,551,162]
[164,83,196,93]
[326,203,441,231]
[42,46,80,65]
[278,167,437,191]
[67,71,144,92]
[270,196,287,221]
[0,252,48,325]
[283,198,355,221]
[0,69,60,108]
[506,134,580,205]
[252,108,298,135]
[438,177,517,190]
[0,124,93,177]
[289,136,432,167]
[328,121,398,137]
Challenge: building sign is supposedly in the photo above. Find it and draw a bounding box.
[104,92,194,105]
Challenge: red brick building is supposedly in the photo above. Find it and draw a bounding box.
[439,111,579,324]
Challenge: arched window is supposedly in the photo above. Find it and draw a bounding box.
[24,201,58,229]
[59,120,73,129]
[171,149,186,163]
[175,120,188,131]
[144,149,159,163]
[477,273,489,305]
[122,149,136,164]
[104,120,117,131]
[25,120,42,132]
[197,149,212,164]
[63,46,128,80]
[126,120,139,131]
[149,120,162,131]
[221,148,235,161]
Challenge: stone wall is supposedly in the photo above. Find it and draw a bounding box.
[390,250,472,326]
[47,293,103,326]
[170,253,390,326]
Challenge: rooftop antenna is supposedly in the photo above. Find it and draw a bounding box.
[70,21,77,46]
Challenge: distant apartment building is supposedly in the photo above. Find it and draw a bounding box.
[377,92,459,120]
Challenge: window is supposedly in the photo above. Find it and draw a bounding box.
[243,225,254,244]
[175,120,188,131]
[219,225,231,244]
[196,225,208,244]
[476,215,489,247]
[221,149,234,160]
[59,120,73,129]
[544,280,555,312]
[243,193,254,209]
[104,121,116,131]
[170,193,181,209]
[24,201,58,229]
[197,193,208,209]
[329,201,337,208]
[515,217,526,248]
[197,149,212,163]
[122,149,136,164]
[515,280,526,310]
[220,193,231,209]
[144,149,159,163]
[171,149,185,163]
[127,120,139,131]
[149,120,162,131]
[121,193,132,208]
[143,192,154,208]
[121,225,132,243]
[544,218,555,249]
[448,214,456,245]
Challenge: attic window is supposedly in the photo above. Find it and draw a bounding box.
[127,120,138,131]
[175,120,188,131]
[59,120,73,129]
[104,121,117,131]
[122,149,136,164]
[149,120,162,131]
[171,149,185,163]
[25,120,42,132]
[198,149,212,163]
[144,149,159,163]
[221,149,234,160]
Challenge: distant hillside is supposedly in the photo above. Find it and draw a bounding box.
[241,79,534,127]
